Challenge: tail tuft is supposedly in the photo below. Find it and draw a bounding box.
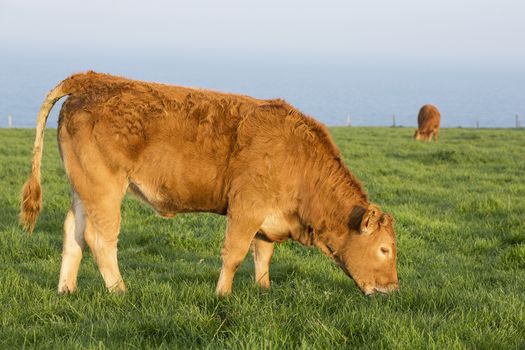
[20,174,42,234]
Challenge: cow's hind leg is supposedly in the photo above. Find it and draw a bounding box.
[252,234,275,289]
[82,185,127,292]
[58,191,86,293]
[58,112,127,292]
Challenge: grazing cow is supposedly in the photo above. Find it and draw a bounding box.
[20,72,399,296]
[415,104,441,142]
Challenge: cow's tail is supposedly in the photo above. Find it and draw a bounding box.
[20,82,70,234]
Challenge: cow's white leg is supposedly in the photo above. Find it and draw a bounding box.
[252,236,274,289]
[58,192,86,293]
[216,216,260,296]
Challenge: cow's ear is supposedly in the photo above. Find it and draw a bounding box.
[379,213,394,226]
[360,205,381,235]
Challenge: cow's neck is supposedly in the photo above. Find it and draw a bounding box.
[298,153,368,238]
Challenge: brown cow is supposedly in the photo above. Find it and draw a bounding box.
[415,104,441,142]
[20,72,399,296]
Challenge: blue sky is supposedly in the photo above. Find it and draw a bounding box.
[1,0,524,65]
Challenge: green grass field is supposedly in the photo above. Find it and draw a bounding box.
[1,127,524,349]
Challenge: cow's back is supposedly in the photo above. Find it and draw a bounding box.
[417,104,440,131]
[57,72,267,215]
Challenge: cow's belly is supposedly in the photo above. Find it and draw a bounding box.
[128,169,228,217]
[126,137,231,216]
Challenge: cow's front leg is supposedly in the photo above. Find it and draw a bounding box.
[252,234,275,289]
[216,216,260,296]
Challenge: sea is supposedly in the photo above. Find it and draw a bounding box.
[1,53,524,129]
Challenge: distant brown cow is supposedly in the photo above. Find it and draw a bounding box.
[20,72,398,296]
[415,104,441,142]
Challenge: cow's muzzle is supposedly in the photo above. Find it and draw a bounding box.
[364,282,399,296]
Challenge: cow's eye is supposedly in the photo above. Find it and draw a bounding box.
[380,247,390,255]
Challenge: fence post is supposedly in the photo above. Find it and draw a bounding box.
[392,115,396,127]
[476,118,479,129]
[8,115,12,128]
[516,114,520,128]
[346,115,351,127]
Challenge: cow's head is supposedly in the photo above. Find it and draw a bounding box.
[414,130,432,141]
[323,205,399,295]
